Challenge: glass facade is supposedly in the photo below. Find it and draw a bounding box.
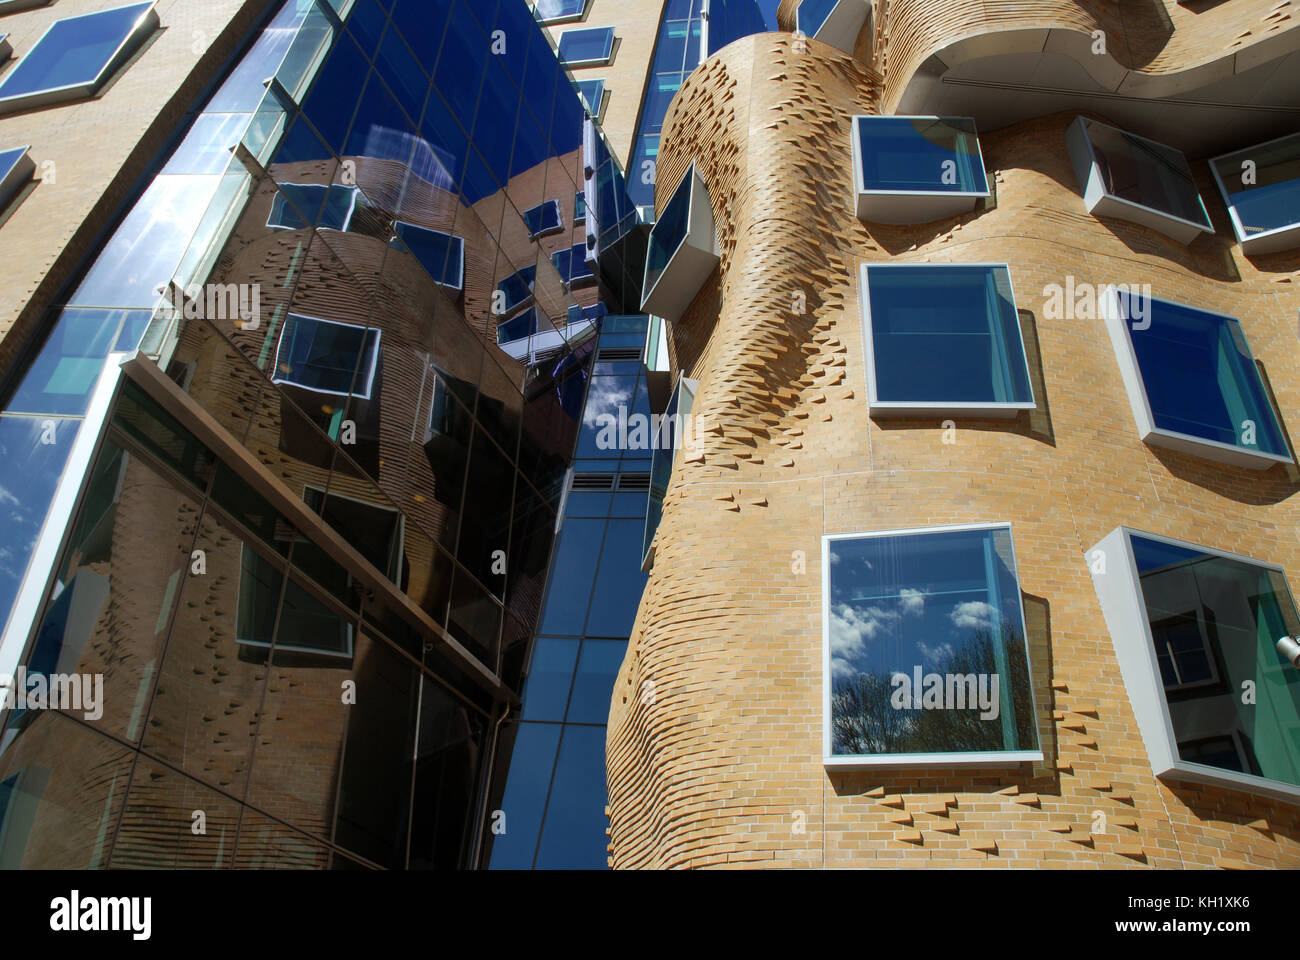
[824,524,1040,764]
[1130,534,1300,789]
[486,316,652,870]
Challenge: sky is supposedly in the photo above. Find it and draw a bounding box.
[758,0,781,30]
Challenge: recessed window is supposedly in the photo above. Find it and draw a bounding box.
[1089,528,1300,801]
[640,162,718,321]
[0,2,159,115]
[522,199,563,239]
[796,0,870,55]
[268,183,364,232]
[392,220,464,290]
[1210,132,1300,255]
[824,523,1041,768]
[557,27,614,67]
[272,313,381,399]
[1066,116,1212,244]
[551,242,595,287]
[1102,288,1290,469]
[0,144,34,213]
[496,265,536,315]
[574,78,605,117]
[534,0,589,24]
[642,376,697,570]
[853,116,989,225]
[859,263,1034,417]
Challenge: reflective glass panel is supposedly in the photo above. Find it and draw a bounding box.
[1084,120,1211,228]
[1212,133,1300,238]
[856,116,987,194]
[557,27,613,65]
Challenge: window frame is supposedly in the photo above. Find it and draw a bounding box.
[1065,115,1213,245]
[303,482,405,585]
[821,520,1042,769]
[1088,525,1300,802]
[0,2,160,115]
[532,0,590,25]
[392,219,465,291]
[574,77,605,118]
[851,115,990,225]
[795,0,870,56]
[1100,286,1292,469]
[639,161,718,321]
[271,312,382,400]
[858,261,1036,418]
[267,183,362,233]
[557,26,615,68]
[1209,131,1300,255]
[522,198,564,239]
[0,143,34,212]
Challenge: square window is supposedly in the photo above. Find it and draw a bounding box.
[0,2,158,115]
[522,198,563,239]
[551,242,595,287]
[392,220,465,290]
[0,143,34,212]
[1066,116,1212,244]
[853,116,989,224]
[640,162,718,321]
[496,264,536,315]
[1210,132,1300,254]
[268,183,364,232]
[272,313,381,398]
[496,307,538,345]
[534,0,589,24]
[574,78,604,117]
[557,27,614,67]
[1089,528,1300,800]
[823,523,1041,768]
[859,263,1034,416]
[796,0,870,55]
[1103,288,1290,468]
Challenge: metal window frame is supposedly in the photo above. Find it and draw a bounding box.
[1208,131,1300,255]
[271,312,382,400]
[557,26,615,67]
[821,521,1043,769]
[851,115,990,225]
[859,261,1037,418]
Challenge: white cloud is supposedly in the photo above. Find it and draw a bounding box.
[831,657,859,680]
[950,601,996,631]
[917,640,954,665]
[898,588,925,616]
[829,602,897,664]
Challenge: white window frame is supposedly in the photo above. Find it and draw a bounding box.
[1088,526,1300,802]
[267,183,361,233]
[1149,608,1220,694]
[822,521,1042,769]
[532,0,590,25]
[271,312,381,400]
[557,26,615,67]
[0,2,160,115]
[858,261,1036,418]
[851,115,990,225]
[1100,286,1292,470]
[1209,131,1300,255]
[574,77,605,118]
[0,144,33,212]
[393,219,465,290]
[1065,116,1213,245]
[522,198,564,240]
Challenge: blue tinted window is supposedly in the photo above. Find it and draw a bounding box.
[487,722,561,868]
[1118,292,1288,457]
[574,190,586,222]
[6,309,145,417]
[1083,120,1210,228]
[523,199,563,238]
[520,637,578,721]
[497,265,536,314]
[538,518,604,635]
[574,78,604,115]
[644,170,692,294]
[796,0,839,35]
[301,31,367,153]
[269,184,361,231]
[567,639,625,723]
[826,525,1039,759]
[864,264,1033,407]
[534,725,608,868]
[1212,133,1300,240]
[272,314,381,398]
[0,143,31,209]
[393,221,464,289]
[551,243,594,285]
[535,0,587,21]
[497,308,538,345]
[856,117,987,194]
[557,27,613,65]
[585,519,648,637]
[0,2,154,108]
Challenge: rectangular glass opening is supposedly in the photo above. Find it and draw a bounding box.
[825,524,1039,763]
[1211,133,1300,242]
[272,313,381,398]
[392,221,465,289]
[1083,120,1210,229]
[522,199,563,238]
[856,116,987,195]
[643,170,692,295]
[558,27,614,65]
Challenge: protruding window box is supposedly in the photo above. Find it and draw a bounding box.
[639,164,718,321]
[823,522,1042,770]
[1066,116,1213,245]
[852,116,989,225]
[0,144,34,211]
[0,3,159,115]
[859,263,1035,418]
[0,34,11,64]
[533,0,590,25]
[1102,288,1291,470]
[796,0,870,55]
[1088,527,1300,803]
[557,26,614,67]
[1210,132,1300,255]
[391,221,464,291]
[522,199,564,239]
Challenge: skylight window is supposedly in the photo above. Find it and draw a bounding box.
[0,3,159,115]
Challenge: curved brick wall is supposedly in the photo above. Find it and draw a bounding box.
[605,32,1300,869]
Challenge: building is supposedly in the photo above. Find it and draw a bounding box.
[607,0,1300,868]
